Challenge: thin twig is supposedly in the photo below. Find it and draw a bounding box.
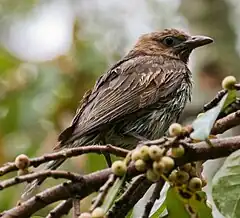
[234,84,240,90]
[46,199,72,218]
[203,89,227,111]
[108,175,150,218]
[0,170,83,190]
[0,145,128,177]
[72,197,80,218]
[90,174,115,211]
[142,180,165,218]
[211,110,240,134]
[141,137,168,146]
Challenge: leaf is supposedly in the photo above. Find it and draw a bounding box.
[126,209,133,218]
[150,201,167,218]
[222,89,237,112]
[189,191,213,218]
[131,183,169,218]
[165,187,191,218]
[212,149,240,218]
[190,94,228,140]
[101,175,126,213]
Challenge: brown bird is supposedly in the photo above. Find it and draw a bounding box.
[23,29,213,197]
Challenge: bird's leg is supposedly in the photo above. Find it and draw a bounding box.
[103,152,112,167]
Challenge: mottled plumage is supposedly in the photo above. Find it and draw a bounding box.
[22,29,213,198]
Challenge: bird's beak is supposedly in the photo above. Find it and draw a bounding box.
[183,35,214,49]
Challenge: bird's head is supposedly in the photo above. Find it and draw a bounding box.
[130,29,213,63]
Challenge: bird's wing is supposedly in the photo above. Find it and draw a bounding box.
[58,55,190,144]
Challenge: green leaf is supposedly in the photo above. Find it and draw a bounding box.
[126,209,133,218]
[190,93,228,140]
[102,175,126,213]
[222,89,237,112]
[150,201,167,218]
[189,191,213,218]
[212,149,240,218]
[165,187,190,218]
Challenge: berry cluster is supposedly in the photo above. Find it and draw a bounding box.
[169,163,206,192]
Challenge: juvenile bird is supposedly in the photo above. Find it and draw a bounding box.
[23,29,213,197]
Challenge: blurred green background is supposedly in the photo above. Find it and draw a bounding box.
[0,0,239,216]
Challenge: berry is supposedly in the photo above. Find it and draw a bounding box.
[15,154,30,169]
[179,163,192,172]
[189,167,197,177]
[153,161,165,175]
[197,113,204,118]
[139,145,150,161]
[79,212,92,218]
[111,160,127,177]
[149,145,164,161]
[161,156,175,172]
[131,149,141,161]
[176,170,190,184]
[168,170,178,182]
[17,169,29,176]
[222,76,237,90]
[188,177,202,191]
[169,123,183,137]
[146,169,160,182]
[171,145,185,157]
[91,207,105,218]
[134,159,147,172]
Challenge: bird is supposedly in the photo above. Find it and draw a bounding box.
[22,28,213,198]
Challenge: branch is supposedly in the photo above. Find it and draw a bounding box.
[0,145,128,177]
[72,197,80,218]
[184,110,240,135]
[0,170,83,190]
[90,174,115,211]
[142,180,164,218]
[211,110,240,134]
[108,175,151,218]
[46,199,72,218]
[1,136,239,218]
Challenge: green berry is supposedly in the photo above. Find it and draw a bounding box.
[201,177,207,187]
[222,76,237,90]
[179,163,192,172]
[171,145,185,158]
[79,212,92,218]
[169,123,183,137]
[17,168,29,176]
[134,159,147,172]
[206,200,212,209]
[197,113,204,118]
[149,145,164,161]
[139,145,150,161]
[189,167,197,177]
[131,149,141,161]
[188,177,202,191]
[168,170,178,182]
[161,156,175,172]
[176,170,190,184]
[15,154,30,169]
[153,161,165,175]
[91,207,105,218]
[111,160,127,177]
[146,169,160,182]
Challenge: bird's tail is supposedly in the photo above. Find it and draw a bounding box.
[21,158,65,200]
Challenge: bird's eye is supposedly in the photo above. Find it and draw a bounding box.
[162,36,184,47]
[163,37,174,46]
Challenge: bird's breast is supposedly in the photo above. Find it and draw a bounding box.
[123,80,191,140]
